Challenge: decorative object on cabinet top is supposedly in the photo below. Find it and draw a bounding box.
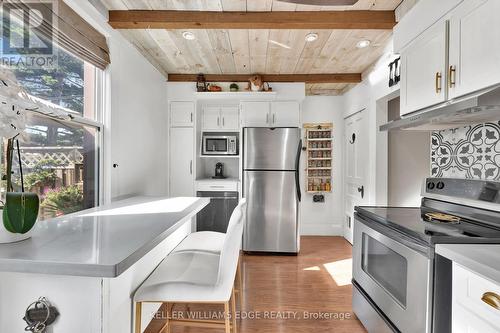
[431,121,500,180]
[304,123,333,193]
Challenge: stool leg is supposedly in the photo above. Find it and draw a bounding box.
[159,303,170,333]
[231,288,237,333]
[236,257,243,309]
[224,302,231,333]
[135,302,142,333]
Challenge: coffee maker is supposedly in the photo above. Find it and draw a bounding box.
[213,162,226,179]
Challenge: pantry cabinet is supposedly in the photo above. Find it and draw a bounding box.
[240,101,300,127]
[201,105,239,131]
[169,127,194,197]
[170,101,195,127]
[400,21,448,116]
[448,0,500,99]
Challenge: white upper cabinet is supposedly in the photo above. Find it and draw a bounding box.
[220,106,240,130]
[170,101,195,127]
[240,101,271,127]
[202,106,222,130]
[448,0,500,99]
[241,101,300,127]
[271,101,300,127]
[202,105,240,131]
[400,21,448,116]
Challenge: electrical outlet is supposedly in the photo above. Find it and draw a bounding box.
[313,194,325,203]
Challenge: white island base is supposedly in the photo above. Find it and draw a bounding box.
[0,197,209,333]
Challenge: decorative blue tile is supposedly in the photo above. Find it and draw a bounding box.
[431,122,500,180]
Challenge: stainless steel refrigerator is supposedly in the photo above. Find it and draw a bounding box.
[243,127,302,253]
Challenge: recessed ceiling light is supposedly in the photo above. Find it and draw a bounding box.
[305,33,318,42]
[182,31,196,40]
[356,40,371,48]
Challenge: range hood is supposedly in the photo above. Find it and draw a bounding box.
[380,85,500,131]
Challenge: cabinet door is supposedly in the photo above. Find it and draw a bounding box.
[449,0,500,99]
[220,105,240,130]
[240,101,270,127]
[202,106,221,130]
[169,127,194,197]
[271,101,300,127]
[400,21,448,116]
[170,101,194,127]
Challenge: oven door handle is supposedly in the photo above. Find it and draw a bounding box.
[355,212,432,258]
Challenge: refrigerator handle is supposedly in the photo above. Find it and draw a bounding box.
[295,139,302,202]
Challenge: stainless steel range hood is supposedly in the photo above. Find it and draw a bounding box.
[380,85,500,131]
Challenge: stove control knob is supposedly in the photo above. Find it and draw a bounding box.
[437,181,445,190]
[427,182,435,190]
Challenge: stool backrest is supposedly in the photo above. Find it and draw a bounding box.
[216,198,246,287]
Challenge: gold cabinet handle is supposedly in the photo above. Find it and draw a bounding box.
[482,292,500,311]
[449,65,456,88]
[435,72,442,93]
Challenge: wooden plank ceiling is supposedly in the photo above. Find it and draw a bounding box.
[103,0,400,95]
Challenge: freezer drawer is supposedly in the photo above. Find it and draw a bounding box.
[196,191,238,233]
[243,127,300,170]
[243,170,299,253]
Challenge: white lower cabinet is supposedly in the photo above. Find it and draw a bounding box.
[452,263,500,332]
[169,127,194,197]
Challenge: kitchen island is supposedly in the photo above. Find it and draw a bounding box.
[0,196,209,333]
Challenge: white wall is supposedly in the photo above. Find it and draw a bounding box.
[64,0,169,202]
[300,96,344,236]
[387,97,430,206]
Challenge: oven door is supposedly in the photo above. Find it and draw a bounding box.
[353,214,433,333]
[203,137,229,155]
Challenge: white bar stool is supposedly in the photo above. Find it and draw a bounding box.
[171,202,245,307]
[134,199,246,333]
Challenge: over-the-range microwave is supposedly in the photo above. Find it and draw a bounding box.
[202,134,238,155]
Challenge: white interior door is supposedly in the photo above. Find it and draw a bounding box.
[344,110,369,244]
[169,127,194,197]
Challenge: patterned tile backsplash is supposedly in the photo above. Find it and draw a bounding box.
[431,122,500,180]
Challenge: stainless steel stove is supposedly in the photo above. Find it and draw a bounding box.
[352,178,500,333]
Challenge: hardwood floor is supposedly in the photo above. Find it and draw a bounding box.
[144,236,366,333]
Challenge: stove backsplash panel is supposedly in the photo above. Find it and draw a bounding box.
[431,122,500,180]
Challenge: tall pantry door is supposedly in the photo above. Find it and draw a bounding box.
[169,127,194,197]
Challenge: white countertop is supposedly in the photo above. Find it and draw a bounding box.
[436,244,500,283]
[0,196,209,278]
[195,178,239,183]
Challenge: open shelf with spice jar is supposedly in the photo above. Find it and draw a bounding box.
[304,123,332,193]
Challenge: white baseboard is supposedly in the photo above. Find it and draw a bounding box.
[300,222,343,236]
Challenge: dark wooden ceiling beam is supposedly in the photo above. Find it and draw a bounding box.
[108,10,396,30]
[167,74,362,84]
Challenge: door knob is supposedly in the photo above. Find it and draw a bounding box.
[358,185,364,199]
[349,133,356,144]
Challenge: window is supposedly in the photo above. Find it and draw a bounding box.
[1,49,103,220]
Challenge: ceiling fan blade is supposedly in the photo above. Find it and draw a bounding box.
[277,0,359,5]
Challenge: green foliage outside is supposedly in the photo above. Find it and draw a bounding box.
[42,185,84,216]
[22,159,59,191]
